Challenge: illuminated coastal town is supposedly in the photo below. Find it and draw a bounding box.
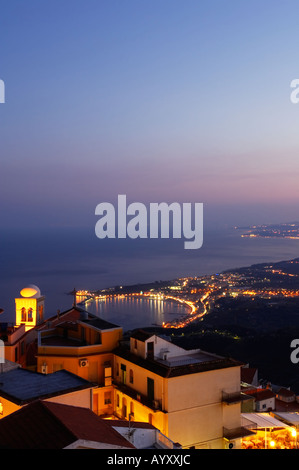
[1,258,299,449]
[236,223,299,239]
[75,257,299,330]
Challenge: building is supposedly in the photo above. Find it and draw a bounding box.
[0,368,96,418]
[106,420,181,449]
[0,323,28,367]
[242,388,276,412]
[276,387,296,404]
[15,285,45,331]
[0,400,181,449]
[241,365,259,388]
[35,305,122,417]
[112,329,253,449]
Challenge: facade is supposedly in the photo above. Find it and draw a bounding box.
[0,323,29,367]
[35,305,122,417]
[244,389,276,412]
[113,330,253,449]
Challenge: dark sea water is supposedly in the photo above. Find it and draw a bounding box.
[84,296,190,331]
[1,225,299,328]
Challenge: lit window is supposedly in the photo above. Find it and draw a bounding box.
[28,308,33,322]
[21,308,26,322]
[104,392,112,405]
[0,402,3,415]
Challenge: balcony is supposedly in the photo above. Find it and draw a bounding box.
[223,416,256,440]
[223,425,256,440]
[222,391,253,405]
[114,381,163,412]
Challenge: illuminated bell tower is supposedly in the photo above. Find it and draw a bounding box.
[15,285,45,331]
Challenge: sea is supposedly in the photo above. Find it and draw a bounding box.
[1,225,299,330]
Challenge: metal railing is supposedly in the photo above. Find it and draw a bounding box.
[114,380,163,412]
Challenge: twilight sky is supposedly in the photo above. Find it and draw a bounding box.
[1,0,299,231]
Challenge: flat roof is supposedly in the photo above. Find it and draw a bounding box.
[242,413,290,429]
[0,368,93,405]
[114,345,243,378]
[272,412,299,426]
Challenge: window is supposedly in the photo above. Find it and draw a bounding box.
[129,369,134,384]
[21,308,26,322]
[122,397,127,418]
[104,366,112,386]
[14,347,18,362]
[147,341,154,359]
[0,402,3,415]
[21,341,25,356]
[95,332,101,344]
[27,308,33,322]
[134,339,137,349]
[121,364,127,384]
[116,394,120,408]
[147,377,155,402]
[104,391,112,405]
[130,402,134,418]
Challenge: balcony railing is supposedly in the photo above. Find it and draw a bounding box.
[114,380,163,412]
[223,425,256,440]
[223,416,256,440]
[222,391,253,405]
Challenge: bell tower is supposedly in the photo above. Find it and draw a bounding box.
[15,285,45,331]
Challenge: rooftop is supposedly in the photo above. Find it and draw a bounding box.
[0,368,94,405]
[131,329,154,342]
[37,306,122,332]
[244,389,276,401]
[0,401,135,449]
[114,344,243,378]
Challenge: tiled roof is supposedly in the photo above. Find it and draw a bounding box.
[107,419,156,430]
[0,368,93,405]
[277,387,295,397]
[130,329,154,342]
[37,306,121,332]
[241,367,257,384]
[0,401,135,449]
[81,316,121,330]
[244,389,276,401]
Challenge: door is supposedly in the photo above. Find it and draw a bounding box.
[147,341,154,359]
